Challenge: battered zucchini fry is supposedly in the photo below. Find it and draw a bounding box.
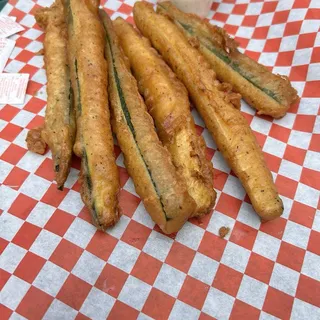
[67,0,120,229]
[113,17,216,217]
[134,2,283,221]
[100,11,195,233]
[157,1,298,118]
[35,0,75,189]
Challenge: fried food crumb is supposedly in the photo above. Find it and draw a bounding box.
[35,49,44,56]
[219,226,230,238]
[26,127,47,155]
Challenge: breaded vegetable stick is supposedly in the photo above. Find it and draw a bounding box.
[35,0,76,189]
[133,2,283,221]
[157,1,298,119]
[100,11,195,233]
[113,17,216,217]
[67,0,120,229]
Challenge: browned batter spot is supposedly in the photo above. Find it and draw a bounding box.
[26,127,47,155]
[219,226,230,239]
[35,49,44,55]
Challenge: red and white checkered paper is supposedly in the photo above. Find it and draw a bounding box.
[0,0,319,319]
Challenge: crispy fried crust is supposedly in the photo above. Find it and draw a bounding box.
[67,0,120,229]
[134,2,283,221]
[113,17,216,217]
[26,127,47,155]
[35,0,76,189]
[100,11,195,233]
[157,1,298,118]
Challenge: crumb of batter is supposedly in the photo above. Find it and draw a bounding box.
[35,49,44,55]
[219,226,230,238]
[26,127,47,155]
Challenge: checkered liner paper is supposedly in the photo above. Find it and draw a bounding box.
[0,0,319,319]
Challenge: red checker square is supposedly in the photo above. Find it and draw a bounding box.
[242,15,258,27]
[308,230,320,256]
[41,184,69,207]
[0,237,9,255]
[49,239,83,271]
[223,25,237,36]
[30,3,44,15]
[14,252,46,283]
[275,51,294,67]
[290,201,316,228]
[16,286,53,320]
[57,274,91,310]
[297,33,317,49]
[0,143,27,165]
[215,193,242,219]
[283,145,306,165]
[213,12,228,23]
[229,221,258,250]
[121,220,151,250]
[24,97,46,114]
[277,241,305,272]
[165,241,196,273]
[275,175,298,199]
[20,65,40,78]
[15,50,34,63]
[75,313,91,320]
[303,81,319,98]
[126,16,134,25]
[309,134,320,152]
[95,263,128,298]
[232,4,247,15]
[253,131,267,148]
[118,3,132,15]
[235,37,249,50]
[241,111,254,125]
[26,115,44,130]
[198,231,227,262]
[15,37,32,49]
[252,26,269,39]
[0,123,22,144]
[114,145,121,159]
[118,167,129,188]
[108,300,139,320]
[284,21,303,37]
[0,268,10,291]
[8,193,37,220]
[269,124,291,143]
[71,154,81,170]
[245,252,274,284]
[0,304,12,320]
[213,264,243,297]
[272,10,289,24]
[311,47,320,63]
[300,167,320,190]
[72,180,81,192]
[131,252,162,286]
[296,274,320,308]
[35,158,55,181]
[178,275,210,310]
[3,166,29,190]
[213,169,228,191]
[262,1,277,13]
[119,189,140,218]
[293,115,316,132]
[142,288,175,320]
[260,217,287,240]
[44,209,75,237]
[293,0,311,8]
[189,210,213,230]
[230,300,260,320]
[0,105,19,121]
[264,38,282,52]
[206,147,215,161]
[12,222,41,250]
[199,313,216,320]
[289,65,309,82]
[86,231,118,261]
[263,153,281,173]
[26,81,43,96]
[195,124,204,136]
[211,2,219,11]
[244,51,260,62]
[78,206,92,224]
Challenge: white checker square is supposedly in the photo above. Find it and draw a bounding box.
[19,174,51,201]
[26,202,55,228]
[0,160,13,183]
[0,212,23,241]
[15,0,34,13]
[29,229,61,259]
[259,311,281,320]
[58,190,84,216]
[288,8,307,22]
[246,2,263,15]
[0,275,30,310]
[236,26,254,39]
[143,230,173,262]
[28,56,44,68]
[0,138,10,156]
[202,287,235,320]
[176,221,205,250]
[258,52,278,67]
[267,24,285,39]
[223,175,246,200]
[310,0,320,8]
[33,261,68,296]
[188,252,219,285]
[43,299,77,320]
[292,48,312,66]
[237,202,261,229]
[4,60,25,73]
[123,177,139,197]
[312,210,320,232]
[0,242,27,273]
[263,137,286,158]
[291,81,305,98]
[72,251,105,285]
[247,39,266,52]
[64,218,96,249]
[207,211,235,240]
[11,109,34,127]
[212,150,231,174]
[221,242,251,273]
[276,0,294,10]
[256,13,274,27]
[19,14,36,28]
[191,108,205,126]
[118,275,152,311]
[269,263,300,296]
[252,231,281,261]
[0,185,18,211]
[80,287,115,320]
[12,128,29,149]
[217,3,233,14]
[307,63,320,81]
[237,275,268,309]
[298,98,320,115]
[25,40,43,53]
[301,251,320,281]
[106,214,130,239]
[291,298,320,320]
[283,221,311,250]
[108,240,140,273]
[116,152,125,168]
[202,128,217,150]
[137,313,153,320]
[104,0,122,10]
[278,159,302,181]
[154,263,186,298]
[314,116,320,134]
[226,14,244,26]
[280,196,294,220]
[169,300,200,320]
[9,312,28,320]
[63,168,80,190]
[301,20,320,34]
[272,66,291,77]
[132,202,155,229]
[273,112,296,129]
[32,69,47,84]
[252,117,272,136]
[304,150,320,171]
[22,28,42,40]
[279,35,299,52]
[294,183,319,209]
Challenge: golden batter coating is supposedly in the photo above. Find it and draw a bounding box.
[134,2,283,221]
[35,0,76,189]
[100,11,195,233]
[113,17,216,217]
[157,1,298,118]
[26,127,47,155]
[67,0,120,229]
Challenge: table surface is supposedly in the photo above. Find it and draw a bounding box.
[0,1,319,319]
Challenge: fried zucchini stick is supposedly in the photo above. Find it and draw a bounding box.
[113,17,216,217]
[100,11,195,233]
[157,1,298,118]
[67,0,120,229]
[35,0,75,189]
[134,2,283,221]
